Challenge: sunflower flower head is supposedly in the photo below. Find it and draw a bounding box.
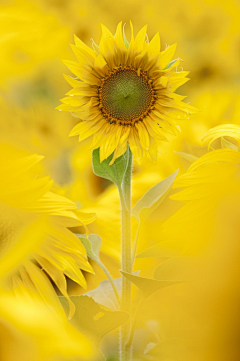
[0,144,96,319]
[58,22,197,163]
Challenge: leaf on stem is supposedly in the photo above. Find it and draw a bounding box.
[121,271,183,299]
[77,234,102,261]
[136,240,183,258]
[60,295,129,343]
[92,147,130,188]
[86,271,140,310]
[145,338,189,359]
[132,169,179,223]
[153,256,199,281]
[86,278,121,311]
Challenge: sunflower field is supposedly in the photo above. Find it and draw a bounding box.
[1,1,240,360]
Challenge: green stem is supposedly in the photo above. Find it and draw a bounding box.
[131,222,141,266]
[125,296,143,348]
[119,150,133,361]
[95,258,120,306]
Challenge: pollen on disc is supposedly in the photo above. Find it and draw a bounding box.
[99,68,154,124]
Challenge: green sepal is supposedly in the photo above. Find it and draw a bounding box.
[77,234,102,262]
[123,23,130,50]
[164,58,178,70]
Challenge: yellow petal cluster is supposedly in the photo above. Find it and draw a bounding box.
[0,218,93,361]
[0,144,95,318]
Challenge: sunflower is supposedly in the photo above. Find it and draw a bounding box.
[57,22,197,164]
[0,218,93,361]
[160,125,240,254]
[0,144,95,318]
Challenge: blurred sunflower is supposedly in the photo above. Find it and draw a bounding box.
[58,22,197,163]
[160,124,240,255]
[0,216,93,361]
[0,144,95,318]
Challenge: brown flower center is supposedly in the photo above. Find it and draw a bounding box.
[98,66,156,126]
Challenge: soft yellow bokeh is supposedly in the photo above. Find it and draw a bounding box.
[1,0,240,359]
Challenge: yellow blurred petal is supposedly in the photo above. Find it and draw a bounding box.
[202,124,240,147]
[24,260,65,317]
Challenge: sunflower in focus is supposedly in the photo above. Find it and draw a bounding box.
[58,22,197,163]
[0,144,95,318]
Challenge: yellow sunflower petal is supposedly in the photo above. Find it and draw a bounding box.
[115,21,126,49]
[136,122,150,150]
[99,23,115,54]
[24,260,65,317]
[148,32,161,58]
[74,34,96,60]
[133,25,148,52]
[159,43,177,69]
[202,124,240,147]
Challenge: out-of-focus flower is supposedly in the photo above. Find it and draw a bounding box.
[58,22,196,163]
[0,144,95,317]
[0,219,93,361]
[160,124,240,255]
[0,0,70,86]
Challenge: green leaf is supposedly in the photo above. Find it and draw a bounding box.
[153,257,199,281]
[86,278,121,311]
[121,272,182,299]
[59,295,129,342]
[132,169,179,222]
[92,147,130,188]
[145,339,189,359]
[137,240,183,258]
[77,234,102,261]
[86,272,140,311]
[174,151,198,163]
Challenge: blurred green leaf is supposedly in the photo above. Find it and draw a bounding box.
[137,240,183,258]
[78,234,121,307]
[60,295,129,342]
[121,272,182,299]
[174,151,198,163]
[86,272,140,311]
[86,278,121,311]
[145,339,189,359]
[92,147,130,188]
[77,234,102,261]
[132,170,178,222]
[154,257,198,281]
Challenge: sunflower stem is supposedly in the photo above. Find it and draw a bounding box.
[131,222,141,266]
[94,258,120,306]
[118,150,133,361]
[125,296,144,348]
